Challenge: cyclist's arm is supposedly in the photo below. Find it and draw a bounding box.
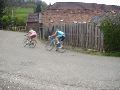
[51,31,57,37]
[24,32,31,37]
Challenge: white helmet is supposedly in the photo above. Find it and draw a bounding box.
[29,28,34,32]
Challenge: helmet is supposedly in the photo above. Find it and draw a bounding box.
[29,28,34,32]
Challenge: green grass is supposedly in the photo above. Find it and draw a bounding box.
[65,46,120,57]
[15,7,33,14]
[14,7,34,20]
[103,52,120,57]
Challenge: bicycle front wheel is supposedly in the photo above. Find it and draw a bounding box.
[29,40,37,48]
[45,41,55,51]
[23,38,29,47]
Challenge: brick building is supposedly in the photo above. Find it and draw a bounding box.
[42,2,120,26]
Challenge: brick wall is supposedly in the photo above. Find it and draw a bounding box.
[42,9,102,26]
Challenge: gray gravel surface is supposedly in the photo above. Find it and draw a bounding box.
[0,30,120,90]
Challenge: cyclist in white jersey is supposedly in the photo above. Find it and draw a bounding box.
[27,28,37,41]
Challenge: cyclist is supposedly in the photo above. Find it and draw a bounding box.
[26,28,37,42]
[51,29,65,47]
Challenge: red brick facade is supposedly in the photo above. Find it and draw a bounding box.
[42,9,102,26]
[42,2,120,26]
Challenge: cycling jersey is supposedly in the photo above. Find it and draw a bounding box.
[29,30,37,36]
[56,31,65,38]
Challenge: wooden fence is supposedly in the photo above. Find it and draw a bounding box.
[7,26,26,32]
[40,23,104,51]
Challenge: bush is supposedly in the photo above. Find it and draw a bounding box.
[15,17,26,26]
[1,15,11,28]
[100,13,120,52]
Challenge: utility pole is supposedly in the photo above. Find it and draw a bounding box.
[11,9,14,30]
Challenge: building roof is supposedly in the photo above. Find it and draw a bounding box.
[47,2,120,12]
[27,13,39,23]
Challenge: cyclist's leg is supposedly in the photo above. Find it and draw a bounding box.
[55,36,59,44]
[56,37,62,48]
[57,35,64,44]
[30,35,36,41]
[26,35,31,42]
[29,35,37,47]
[26,35,31,44]
[59,36,65,48]
[60,36,65,41]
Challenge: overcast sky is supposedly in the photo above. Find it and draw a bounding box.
[42,0,120,6]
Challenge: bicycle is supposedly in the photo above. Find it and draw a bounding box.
[23,35,37,48]
[45,36,66,53]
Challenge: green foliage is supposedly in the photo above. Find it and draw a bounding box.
[35,1,47,13]
[1,15,11,28]
[11,7,32,26]
[5,0,36,8]
[1,0,35,28]
[0,0,6,20]
[2,7,33,28]
[15,17,26,26]
[14,7,33,26]
[41,1,48,11]
[103,51,120,57]
[100,13,120,52]
[15,7,33,14]
[14,7,34,22]
[35,1,42,12]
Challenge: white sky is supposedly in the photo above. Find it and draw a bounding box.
[42,0,120,6]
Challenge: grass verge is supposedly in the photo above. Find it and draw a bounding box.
[65,46,120,57]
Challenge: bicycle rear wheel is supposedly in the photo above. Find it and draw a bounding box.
[45,41,55,51]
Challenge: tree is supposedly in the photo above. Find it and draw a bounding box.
[100,13,120,52]
[35,0,47,13]
[0,0,6,20]
[35,1,42,12]
[41,1,48,11]
[1,0,15,28]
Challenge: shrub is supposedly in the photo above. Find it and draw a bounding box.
[1,15,11,28]
[15,17,26,26]
[100,13,120,52]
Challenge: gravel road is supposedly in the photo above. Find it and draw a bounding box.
[0,30,120,90]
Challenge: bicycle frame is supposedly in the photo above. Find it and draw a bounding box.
[23,35,37,48]
[49,36,55,46]
[49,36,62,48]
[45,36,65,53]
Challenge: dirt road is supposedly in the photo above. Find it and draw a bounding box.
[0,30,120,90]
